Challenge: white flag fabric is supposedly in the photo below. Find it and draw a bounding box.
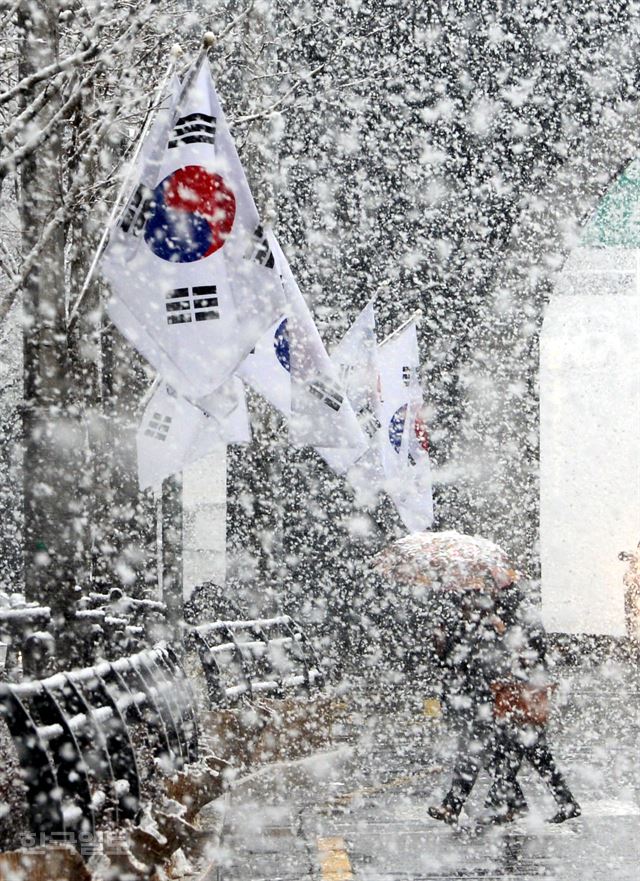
[271,234,366,453]
[101,60,285,399]
[137,376,250,490]
[237,233,367,456]
[236,313,291,415]
[378,320,434,531]
[316,301,383,476]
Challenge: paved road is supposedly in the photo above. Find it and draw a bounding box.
[210,658,640,880]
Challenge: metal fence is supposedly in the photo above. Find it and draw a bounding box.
[187,615,324,708]
[0,644,198,846]
[0,603,325,851]
[0,591,169,677]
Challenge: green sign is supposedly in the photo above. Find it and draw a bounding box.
[582,159,640,248]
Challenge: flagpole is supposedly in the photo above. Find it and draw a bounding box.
[68,33,219,331]
[137,375,162,416]
[378,308,423,348]
[180,31,216,95]
[159,31,216,643]
[67,45,184,330]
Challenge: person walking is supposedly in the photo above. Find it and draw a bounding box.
[428,587,508,824]
[372,531,580,826]
[484,585,581,824]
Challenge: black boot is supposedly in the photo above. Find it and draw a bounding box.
[486,802,529,825]
[428,804,459,825]
[548,800,581,824]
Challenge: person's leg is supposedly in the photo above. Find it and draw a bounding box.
[430,709,493,821]
[485,726,527,819]
[523,728,580,821]
[441,751,484,815]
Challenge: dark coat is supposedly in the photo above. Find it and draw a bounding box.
[440,595,506,705]
[495,586,550,687]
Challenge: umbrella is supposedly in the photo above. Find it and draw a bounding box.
[372,530,519,592]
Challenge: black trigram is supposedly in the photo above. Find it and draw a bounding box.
[245,225,274,268]
[168,112,216,149]
[402,365,415,385]
[120,183,154,236]
[145,412,172,441]
[308,377,344,412]
[338,362,354,387]
[357,404,381,439]
[165,285,219,325]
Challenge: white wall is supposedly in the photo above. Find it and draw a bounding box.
[182,446,227,600]
[540,248,640,634]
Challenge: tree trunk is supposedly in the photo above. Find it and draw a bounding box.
[94,324,159,598]
[19,0,89,664]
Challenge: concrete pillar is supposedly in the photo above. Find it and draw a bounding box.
[182,447,227,599]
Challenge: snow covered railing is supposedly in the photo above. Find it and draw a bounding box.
[0,589,171,675]
[0,644,198,849]
[187,615,324,708]
[80,588,167,616]
[0,599,51,644]
[0,598,53,677]
[74,588,168,659]
[0,604,51,624]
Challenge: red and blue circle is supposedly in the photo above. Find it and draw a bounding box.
[389,404,429,453]
[144,165,236,262]
[274,318,290,372]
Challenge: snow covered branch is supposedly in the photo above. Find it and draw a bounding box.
[0,235,17,283]
[0,39,100,106]
[0,0,23,31]
[232,59,330,124]
[0,72,90,178]
[0,77,54,148]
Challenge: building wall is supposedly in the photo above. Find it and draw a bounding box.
[540,247,640,634]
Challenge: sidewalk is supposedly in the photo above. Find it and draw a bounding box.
[209,658,640,880]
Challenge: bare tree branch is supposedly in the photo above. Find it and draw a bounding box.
[0,234,18,282]
[0,56,140,324]
[0,75,56,147]
[216,0,255,42]
[0,40,100,106]
[0,72,89,177]
[233,59,329,124]
[0,0,23,31]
